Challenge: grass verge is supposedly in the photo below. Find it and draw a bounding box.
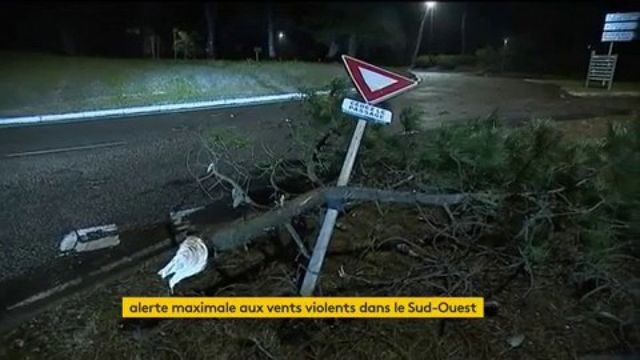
[0,52,347,117]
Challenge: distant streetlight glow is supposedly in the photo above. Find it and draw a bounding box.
[503,37,509,47]
[278,31,285,40]
[411,1,437,68]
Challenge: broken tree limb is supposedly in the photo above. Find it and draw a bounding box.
[204,186,472,252]
[284,222,310,258]
[0,186,470,333]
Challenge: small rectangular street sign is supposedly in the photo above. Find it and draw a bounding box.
[604,22,638,31]
[341,98,392,124]
[605,12,640,23]
[602,12,640,42]
[601,31,637,42]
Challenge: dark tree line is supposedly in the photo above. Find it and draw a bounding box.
[0,2,419,63]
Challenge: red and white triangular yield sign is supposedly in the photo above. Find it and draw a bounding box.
[342,55,419,105]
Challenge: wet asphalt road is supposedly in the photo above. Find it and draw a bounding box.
[0,102,304,281]
[0,73,638,281]
[397,72,638,127]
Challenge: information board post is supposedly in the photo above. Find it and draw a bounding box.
[586,12,639,90]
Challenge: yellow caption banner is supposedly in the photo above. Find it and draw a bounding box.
[122,297,484,318]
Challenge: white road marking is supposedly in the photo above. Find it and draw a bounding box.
[565,90,640,97]
[0,91,332,127]
[5,141,126,158]
[7,279,83,310]
[9,238,174,311]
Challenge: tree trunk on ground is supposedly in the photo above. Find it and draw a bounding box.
[204,186,471,251]
[267,3,276,58]
[347,33,358,57]
[325,39,339,59]
[204,2,217,59]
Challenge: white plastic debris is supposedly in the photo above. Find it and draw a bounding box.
[59,232,79,252]
[232,187,249,208]
[59,224,120,253]
[74,234,119,252]
[506,334,525,348]
[158,236,209,293]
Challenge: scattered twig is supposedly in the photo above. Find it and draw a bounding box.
[250,336,277,360]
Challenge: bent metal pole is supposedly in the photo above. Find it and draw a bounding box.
[299,55,418,296]
[299,119,367,296]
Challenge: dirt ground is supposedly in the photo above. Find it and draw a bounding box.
[1,117,638,359]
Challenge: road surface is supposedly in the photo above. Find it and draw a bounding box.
[0,73,638,281]
[396,72,638,128]
[0,102,302,281]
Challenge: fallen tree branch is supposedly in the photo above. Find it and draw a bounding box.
[284,222,310,258]
[204,186,472,251]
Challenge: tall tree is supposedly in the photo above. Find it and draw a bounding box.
[59,25,77,56]
[267,2,276,58]
[461,3,467,54]
[410,4,429,67]
[347,34,357,56]
[298,3,406,61]
[204,2,216,58]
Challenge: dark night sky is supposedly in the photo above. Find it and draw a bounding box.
[0,1,638,63]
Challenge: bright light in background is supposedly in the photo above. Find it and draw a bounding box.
[426,2,436,9]
[503,37,509,47]
[278,31,285,40]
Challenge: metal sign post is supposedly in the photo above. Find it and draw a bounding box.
[299,56,418,296]
[299,119,367,296]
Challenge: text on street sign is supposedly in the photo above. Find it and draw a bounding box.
[605,12,640,23]
[601,31,637,42]
[602,12,640,42]
[341,98,392,125]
